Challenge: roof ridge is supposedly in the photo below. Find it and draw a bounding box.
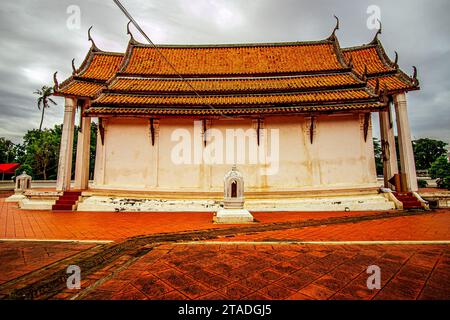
[129,39,334,49]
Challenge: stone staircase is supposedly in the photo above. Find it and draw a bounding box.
[393,192,423,210]
[52,191,82,211]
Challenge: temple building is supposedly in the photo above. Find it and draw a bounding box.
[47,22,424,212]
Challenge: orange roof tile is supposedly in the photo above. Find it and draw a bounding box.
[122,43,346,76]
[344,47,393,75]
[56,37,418,111]
[59,81,104,98]
[368,75,415,93]
[78,53,123,81]
[95,89,373,107]
[110,74,361,94]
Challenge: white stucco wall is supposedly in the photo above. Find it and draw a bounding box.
[92,114,378,193]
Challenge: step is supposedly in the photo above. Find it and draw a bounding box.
[403,202,422,207]
[62,192,82,197]
[52,204,74,211]
[395,195,415,199]
[62,193,81,197]
[58,196,80,201]
[55,200,77,206]
[52,191,81,212]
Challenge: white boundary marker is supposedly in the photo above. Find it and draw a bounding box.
[0,238,113,244]
[175,240,450,246]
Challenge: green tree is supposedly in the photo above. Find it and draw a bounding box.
[0,137,16,164]
[16,122,97,181]
[34,86,57,131]
[429,155,450,190]
[373,137,383,176]
[18,126,62,180]
[413,138,447,171]
[89,122,98,179]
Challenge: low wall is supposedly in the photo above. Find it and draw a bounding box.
[0,181,94,191]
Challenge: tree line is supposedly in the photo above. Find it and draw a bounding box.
[0,124,98,181]
[373,137,449,189]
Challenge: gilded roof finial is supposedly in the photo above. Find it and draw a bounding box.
[53,72,59,92]
[127,21,132,36]
[88,26,100,51]
[71,58,77,75]
[371,19,382,44]
[126,21,137,44]
[333,15,340,34]
[412,66,419,85]
[328,15,340,40]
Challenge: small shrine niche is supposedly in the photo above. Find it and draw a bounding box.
[223,165,245,209]
[15,171,32,194]
[214,165,254,224]
[6,171,32,203]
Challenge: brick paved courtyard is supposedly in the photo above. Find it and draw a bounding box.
[0,196,449,300]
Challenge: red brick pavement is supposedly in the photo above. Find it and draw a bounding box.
[1,197,400,241]
[57,243,450,300]
[1,193,450,301]
[215,212,450,242]
[0,241,96,285]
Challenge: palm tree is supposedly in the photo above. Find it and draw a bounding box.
[34,86,57,131]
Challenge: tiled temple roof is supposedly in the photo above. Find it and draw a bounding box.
[343,37,419,94]
[56,44,124,98]
[120,41,348,77]
[107,74,363,95]
[95,88,375,107]
[54,30,418,117]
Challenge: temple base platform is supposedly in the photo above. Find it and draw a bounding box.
[14,188,401,212]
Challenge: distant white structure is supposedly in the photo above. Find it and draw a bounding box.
[214,166,254,224]
[6,171,32,203]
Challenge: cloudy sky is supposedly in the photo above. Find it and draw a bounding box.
[0,0,449,145]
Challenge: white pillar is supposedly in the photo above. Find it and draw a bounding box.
[93,119,104,186]
[74,101,91,190]
[56,97,76,191]
[150,119,160,188]
[394,93,418,192]
[379,104,399,188]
